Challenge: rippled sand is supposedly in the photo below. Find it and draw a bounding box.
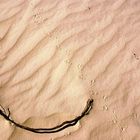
[0,0,140,139]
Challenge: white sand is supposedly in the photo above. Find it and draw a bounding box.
[0,0,140,139]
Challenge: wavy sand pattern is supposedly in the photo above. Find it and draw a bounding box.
[0,0,140,139]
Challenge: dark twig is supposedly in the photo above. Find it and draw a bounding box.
[0,98,93,134]
[0,104,7,114]
[7,108,10,118]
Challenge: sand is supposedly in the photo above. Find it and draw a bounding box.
[0,0,140,139]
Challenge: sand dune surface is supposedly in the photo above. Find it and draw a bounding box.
[0,0,140,139]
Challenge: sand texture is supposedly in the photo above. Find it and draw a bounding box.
[0,0,140,139]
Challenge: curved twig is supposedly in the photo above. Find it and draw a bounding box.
[0,98,93,134]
